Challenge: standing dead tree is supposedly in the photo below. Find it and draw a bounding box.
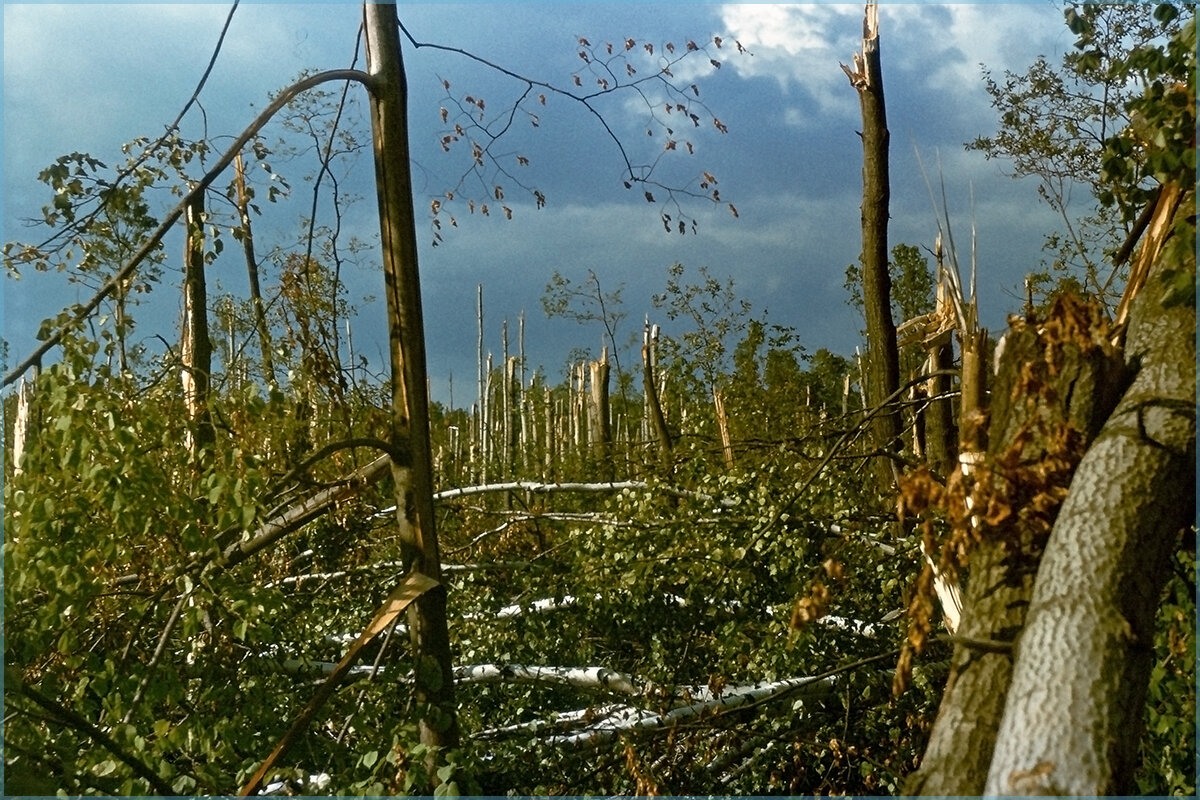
[363,0,460,770]
[181,188,214,460]
[841,1,902,497]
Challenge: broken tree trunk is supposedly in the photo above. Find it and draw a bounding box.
[842,0,901,498]
[712,386,735,469]
[181,188,214,460]
[904,293,1125,795]
[12,367,38,477]
[234,151,277,387]
[985,187,1195,796]
[642,319,673,467]
[363,0,459,767]
[588,347,612,474]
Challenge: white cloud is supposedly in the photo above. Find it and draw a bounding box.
[716,3,1068,127]
[718,4,861,118]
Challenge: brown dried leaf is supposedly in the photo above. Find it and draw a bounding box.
[893,644,913,696]
[822,558,845,582]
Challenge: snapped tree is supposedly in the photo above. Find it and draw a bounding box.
[904,6,1195,794]
[841,1,902,498]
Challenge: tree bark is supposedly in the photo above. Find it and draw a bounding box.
[905,295,1124,795]
[181,189,214,460]
[234,152,277,387]
[642,320,673,467]
[985,189,1195,796]
[588,347,612,473]
[712,386,735,469]
[842,2,901,497]
[922,337,956,478]
[363,0,459,768]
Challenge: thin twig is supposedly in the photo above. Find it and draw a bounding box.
[15,682,177,795]
[4,68,373,389]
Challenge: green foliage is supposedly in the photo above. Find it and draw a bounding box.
[845,242,935,329]
[6,16,1193,793]
[1134,549,1197,796]
[968,2,1187,297]
[542,267,629,380]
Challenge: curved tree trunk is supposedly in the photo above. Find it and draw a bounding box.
[985,189,1195,795]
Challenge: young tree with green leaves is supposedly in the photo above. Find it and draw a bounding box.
[968,1,1186,302]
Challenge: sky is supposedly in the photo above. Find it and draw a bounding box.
[2,2,1082,407]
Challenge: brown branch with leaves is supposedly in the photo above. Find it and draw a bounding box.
[397,20,745,243]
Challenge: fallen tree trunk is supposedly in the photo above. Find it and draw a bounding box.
[904,294,1124,795]
[985,188,1195,795]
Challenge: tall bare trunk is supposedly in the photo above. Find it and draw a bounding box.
[589,347,611,472]
[642,319,673,467]
[842,1,900,496]
[505,355,520,475]
[363,1,458,769]
[234,152,277,386]
[181,189,214,460]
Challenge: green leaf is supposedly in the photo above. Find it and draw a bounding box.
[1154,3,1179,24]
